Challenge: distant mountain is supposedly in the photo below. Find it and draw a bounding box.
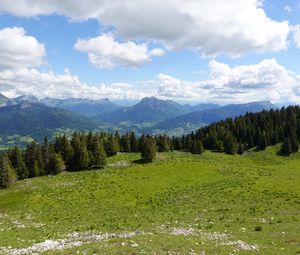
[154,101,277,130]
[192,103,220,112]
[0,94,17,108]
[14,95,39,103]
[0,102,97,137]
[41,97,120,117]
[98,97,190,124]
[0,94,9,106]
[112,99,140,107]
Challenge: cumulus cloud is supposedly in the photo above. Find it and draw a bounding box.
[74,33,164,69]
[156,59,300,104]
[293,25,300,48]
[1,59,300,104]
[0,27,45,69]
[0,68,146,100]
[0,0,290,57]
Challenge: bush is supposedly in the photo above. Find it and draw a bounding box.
[254,225,262,232]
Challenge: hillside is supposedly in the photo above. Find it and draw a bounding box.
[97,97,190,124]
[155,101,277,130]
[0,148,299,254]
[0,102,97,137]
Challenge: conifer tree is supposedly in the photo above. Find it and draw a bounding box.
[238,144,245,155]
[280,137,292,156]
[141,137,156,162]
[48,153,66,174]
[71,135,90,171]
[130,132,139,152]
[105,136,118,157]
[91,140,106,168]
[24,141,38,178]
[215,140,224,152]
[42,137,50,173]
[0,154,17,189]
[173,137,182,150]
[257,132,267,151]
[8,146,28,180]
[121,134,131,152]
[57,135,73,169]
[224,135,238,154]
[191,140,204,154]
[289,128,299,153]
[158,135,170,152]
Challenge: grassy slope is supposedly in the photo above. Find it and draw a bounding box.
[0,147,299,254]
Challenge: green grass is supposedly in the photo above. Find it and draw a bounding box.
[0,147,300,254]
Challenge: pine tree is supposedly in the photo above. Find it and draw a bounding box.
[105,136,118,157]
[71,135,90,171]
[238,144,245,155]
[0,154,17,189]
[141,137,156,162]
[191,140,204,154]
[24,141,38,178]
[158,135,170,152]
[36,145,45,176]
[42,136,50,173]
[257,132,267,151]
[91,140,106,168]
[215,140,224,152]
[280,137,292,156]
[130,132,139,152]
[121,134,131,152]
[57,135,73,169]
[8,146,28,180]
[48,153,66,174]
[289,128,299,153]
[224,135,238,155]
[172,137,182,150]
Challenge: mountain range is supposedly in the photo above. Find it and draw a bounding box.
[41,97,120,117]
[153,101,276,131]
[96,97,192,124]
[0,93,278,144]
[0,100,97,138]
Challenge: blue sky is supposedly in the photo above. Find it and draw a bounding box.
[0,0,299,104]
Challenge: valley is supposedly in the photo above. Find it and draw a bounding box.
[0,94,277,148]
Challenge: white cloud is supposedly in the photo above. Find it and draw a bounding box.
[293,25,300,48]
[0,0,290,57]
[0,27,45,69]
[149,48,165,57]
[284,6,293,13]
[74,33,164,69]
[0,68,146,100]
[156,59,300,104]
[157,74,201,99]
[1,59,300,104]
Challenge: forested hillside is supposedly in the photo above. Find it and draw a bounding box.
[1,106,300,189]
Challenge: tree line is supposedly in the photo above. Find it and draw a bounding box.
[1,105,300,189]
[0,132,160,188]
[188,105,300,155]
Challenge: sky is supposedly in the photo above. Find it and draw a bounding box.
[0,0,300,105]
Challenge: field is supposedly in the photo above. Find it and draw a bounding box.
[0,146,300,254]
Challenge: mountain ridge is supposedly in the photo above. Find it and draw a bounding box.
[154,100,277,130]
[0,101,98,137]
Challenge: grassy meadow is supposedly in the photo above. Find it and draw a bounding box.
[0,146,300,254]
